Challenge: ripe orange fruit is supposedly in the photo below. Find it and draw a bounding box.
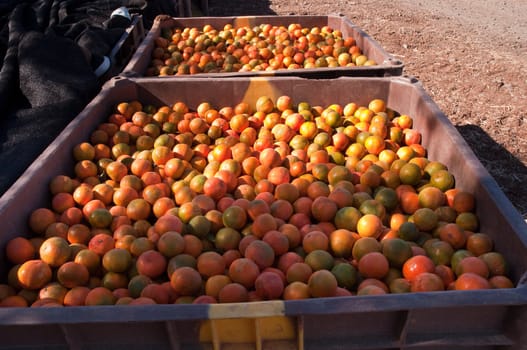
[283,281,310,300]
[410,272,444,292]
[197,251,226,278]
[455,256,490,279]
[329,229,356,258]
[356,214,383,238]
[418,186,446,210]
[85,287,117,305]
[39,237,71,268]
[17,259,52,290]
[136,250,167,279]
[102,248,132,273]
[29,208,57,235]
[402,255,435,282]
[466,233,493,256]
[308,270,338,298]
[452,191,475,213]
[6,237,35,265]
[310,196,338,222]
[438,223,466,249]
[57,261,90,288]
[454,272,490,290]
[170,266,202,296]
[88,233,115,256]
[218,283,249,303]
[358,251,389,279]
[302,230,329,254]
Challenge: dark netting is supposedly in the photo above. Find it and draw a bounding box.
[0,0,179,196]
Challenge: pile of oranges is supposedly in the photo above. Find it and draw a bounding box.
[0,94,514,307]
[147,23,375,76]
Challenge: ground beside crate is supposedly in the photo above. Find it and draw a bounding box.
[0,76,526,349]
[121,15,403,78]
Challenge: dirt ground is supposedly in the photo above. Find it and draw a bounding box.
[206,0,527,220]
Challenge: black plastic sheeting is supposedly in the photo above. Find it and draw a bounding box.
[0,0,178,196]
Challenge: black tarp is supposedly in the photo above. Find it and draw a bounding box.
[0,0,178,196]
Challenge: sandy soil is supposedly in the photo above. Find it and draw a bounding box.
[207,0,527,219]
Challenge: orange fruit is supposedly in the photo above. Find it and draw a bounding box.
[418,186,446,210]
[218,283,249,303]
[398,163,422,186]
[389,278,411,294]
[39,237,71,268]
[381,238,413,268]
[455,256,489,279]
[435,264,455,289]
[57,261,90,288]
[170,266,202,296]
[136,250,167,279]
[356,214,383,238]
[197,251,226,278]
[358,278,390,293]
[308,270,338,298]
[154,214,183,235]
[222,205,247,230]
[438,223,466,249]
[410,272,444,292]
[455,212,479,232]
[411,207,439,232]
[283,281,310,300]
[329,229,356,258]
[489,275,514,289]
[358,251,389,279]
[205,275,232,299]
[452,191,475,213]
[29,208,57,235]
[182,234,204,258]
[399,191,420,214]
[251,213,278,239]
[286,262,313,284]
[333,206,361,232]
[102,248,132,273]
[402,255,435,282]
[302,230,329,254]
[244,240,275,270]
[479,252,508,277]
[127,274,153,298]
[88,233,115,256]
[85,286,117,305]
[429,169,455,192]
[304,249,334,271]
[156,231,185,258]
[5,237,35,265]
[215,227,242,252]
[310,196,338,222]
[352,236,381,261]
[425,240,454,266]
[63,286,91,306]
[454,272,490,290]
[262,230,290,256]
[331,262,357,290]
[140,283,170,304]
[74,248,101,275]
[17,259,52,290]
[466,233,493,256]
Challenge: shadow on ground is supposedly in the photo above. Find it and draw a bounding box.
[457,124,527,218]
[207,0,276,16]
